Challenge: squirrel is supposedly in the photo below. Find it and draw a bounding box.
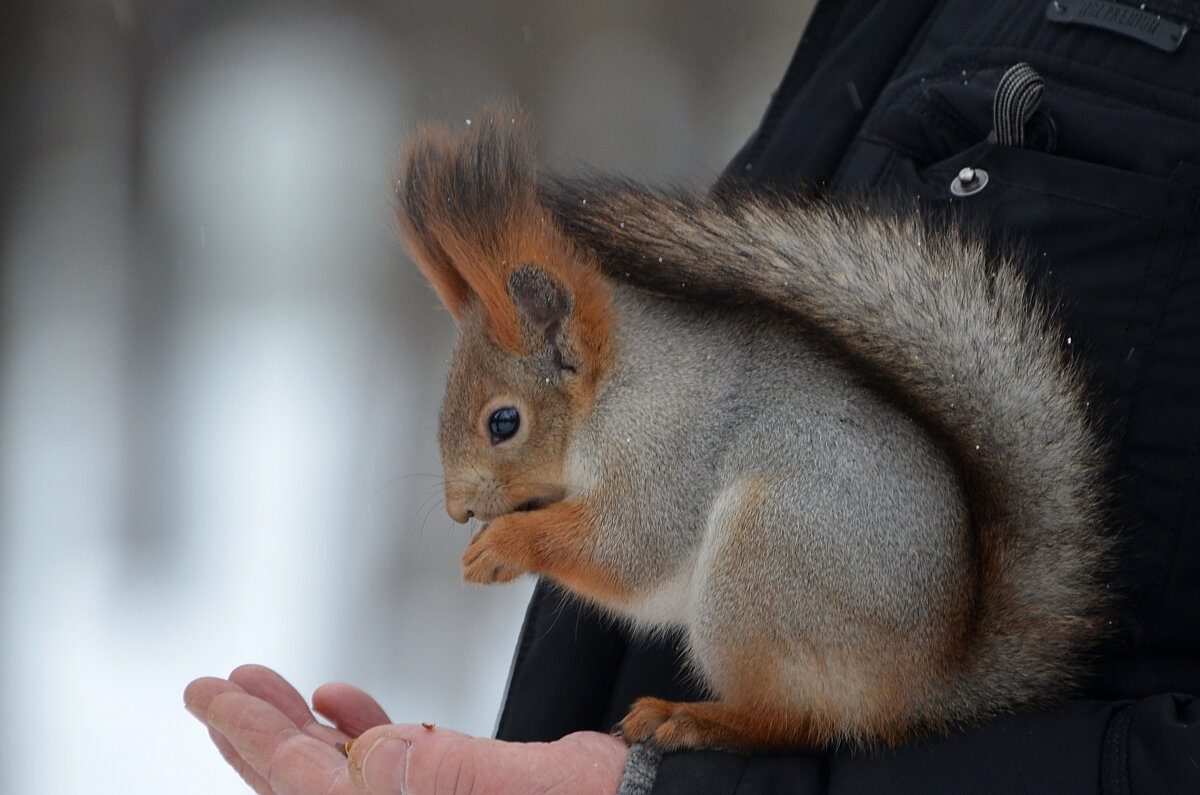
[394,106,1112,753]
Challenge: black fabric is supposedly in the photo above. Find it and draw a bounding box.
[496,1,1200,792]
[495,582,705,743]
[722,0,945,189]
[494,583,629,742]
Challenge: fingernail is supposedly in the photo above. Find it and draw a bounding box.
[352,736,409,794]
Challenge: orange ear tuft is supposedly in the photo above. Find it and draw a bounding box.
[394,125,474,318]
[395,105,611,375]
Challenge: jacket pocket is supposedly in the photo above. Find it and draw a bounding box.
[839,66,1198,442]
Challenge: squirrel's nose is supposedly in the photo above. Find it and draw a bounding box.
[446,497,474,524]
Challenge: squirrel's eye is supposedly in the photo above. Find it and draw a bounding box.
[488,406,521,444]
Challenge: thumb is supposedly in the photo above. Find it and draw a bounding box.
[345,727,408,793]
[346,725,531,794]
[346,725,627,795]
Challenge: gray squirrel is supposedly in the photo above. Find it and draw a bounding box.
[394,107,1112,752]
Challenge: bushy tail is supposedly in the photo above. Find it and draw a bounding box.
[544,177,1113,725]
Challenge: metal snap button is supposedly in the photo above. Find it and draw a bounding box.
[950,166,989,197]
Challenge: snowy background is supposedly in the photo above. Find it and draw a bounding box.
[0,1,814,792]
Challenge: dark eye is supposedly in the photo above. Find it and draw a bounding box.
[488,406,521,444]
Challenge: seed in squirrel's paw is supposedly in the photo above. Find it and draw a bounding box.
[337,739,352,757]
[421,722,435,730]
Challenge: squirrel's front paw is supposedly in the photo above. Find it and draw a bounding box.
[460,521,529,584]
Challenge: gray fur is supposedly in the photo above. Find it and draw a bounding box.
[571,287,973,730]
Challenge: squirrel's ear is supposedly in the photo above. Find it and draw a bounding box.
[510,266,572,336]
[395,106,611,380]
[395,108,538,341]
[509,266,577,372]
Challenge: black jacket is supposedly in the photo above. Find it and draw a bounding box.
[496,1,1200,792]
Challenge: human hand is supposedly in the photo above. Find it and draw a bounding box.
[184,664,629,795]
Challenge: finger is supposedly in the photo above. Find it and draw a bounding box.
[346,725,627,795]
[312,682,392,737]
[230,664,347,746]
[207,725,275,795]
[207,691,354,795]
[184,676,246,720]
[183,677,273,794]
[227,665,316,726]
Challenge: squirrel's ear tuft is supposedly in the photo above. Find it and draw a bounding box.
[395,104,611,379]
[395,105,539,345]
[394,125,474,317]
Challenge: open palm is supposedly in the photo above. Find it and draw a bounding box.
[184,665,627,795]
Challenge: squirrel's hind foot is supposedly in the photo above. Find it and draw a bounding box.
[616,696,827,752]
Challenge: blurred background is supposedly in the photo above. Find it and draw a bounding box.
[0,1,814,792]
